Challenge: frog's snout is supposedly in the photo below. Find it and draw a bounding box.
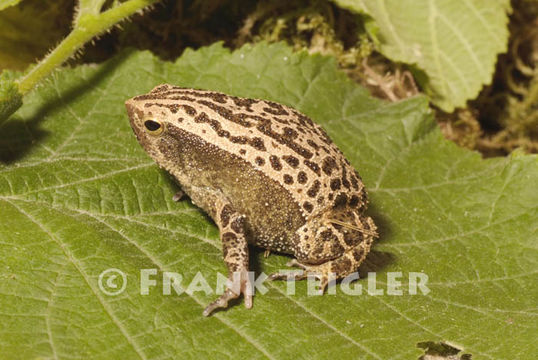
[125,99,136,122]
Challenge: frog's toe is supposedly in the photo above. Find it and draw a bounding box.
[301,267,334,294]
[268,270,306,281]
[269,261,334,294]
[268,259,308,281]
[172,190,185,202]
[203,289,234,316]
[203,270,252,316]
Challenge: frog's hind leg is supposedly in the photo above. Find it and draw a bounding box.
[269,244,372,292]
[269,211,376,292]
[203,202,252,316]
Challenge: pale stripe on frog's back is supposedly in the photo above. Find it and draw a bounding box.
[130,84,367,218]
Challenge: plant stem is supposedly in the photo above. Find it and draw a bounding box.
[17,0,159,95]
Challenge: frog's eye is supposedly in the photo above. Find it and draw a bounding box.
[143,118,164,136]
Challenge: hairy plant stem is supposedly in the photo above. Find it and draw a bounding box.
[17,0,159,95]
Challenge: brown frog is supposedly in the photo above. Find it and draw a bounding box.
[125,84,377,316]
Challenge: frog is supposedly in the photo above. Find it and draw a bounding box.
[125,84,377,316]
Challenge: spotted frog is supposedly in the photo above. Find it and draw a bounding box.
[125,84,377,315]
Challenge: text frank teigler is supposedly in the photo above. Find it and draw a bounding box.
[98,268,430,297]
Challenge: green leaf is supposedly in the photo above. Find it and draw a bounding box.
[0,43,536,359]
[333,0,511,111]
[0,0,21,11]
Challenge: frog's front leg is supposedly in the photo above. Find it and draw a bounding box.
[172,190,185,202]
[203,203,252,316]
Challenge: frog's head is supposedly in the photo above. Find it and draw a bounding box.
[125,84,188,167]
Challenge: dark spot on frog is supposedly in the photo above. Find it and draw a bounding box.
[303,201,313,213]
[169,95,197,102]
[231,217,245,233]
[255,118,313,159]
[283,127,299,139]
[220,205,233,227]
[297,171,308,184]
[146,102,180,114]
[269,155,282,171]
[330,178,341,191]
[350,172,360,190]
[255,157,265,166]
[307,139,319,150]
[181,104,197,116]
[282,155,299,168]
[232,97,257,111]
[322,156,338,175]
[263,102,289,115]
[343,227,363,246]
[133,94,164,100]
[349,195,360,207]
[341,164,350,189]
[239,149,246,155]
[304,159,321,176]
[250,137,266,151]
[207,92,228,103]
[221,232,237,256]
[320,229,337,242]
[230,135,248,144]
[272,116,290,125]
[196,99,254,128]
[218,130,230,138]
[307,180,321,198]
[352,247,365,262]
[179,90,228,104]
[151,84,170,93]
[283,174,294,184]
[334,193,348,207]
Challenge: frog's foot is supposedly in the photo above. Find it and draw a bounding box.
[203,269,252,316]
[268,260,334,293]
[172,190,185,202]
[263,249,271,258]
[271,243,374,293]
